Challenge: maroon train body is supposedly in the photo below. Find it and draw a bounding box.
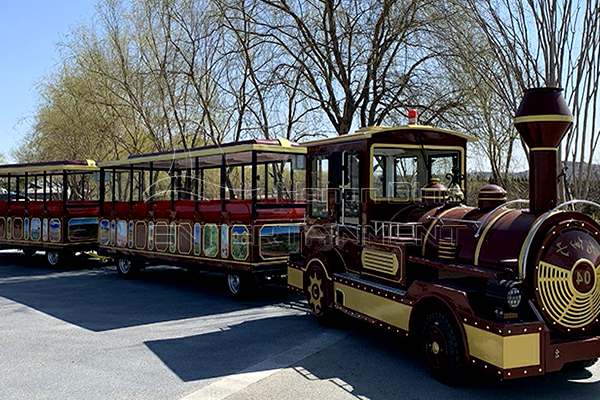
[289,87,600,383]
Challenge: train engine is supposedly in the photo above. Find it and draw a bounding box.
[288,87,600,384]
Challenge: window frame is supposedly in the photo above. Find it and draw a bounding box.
[368,144,465,201]
[308,153,330,219]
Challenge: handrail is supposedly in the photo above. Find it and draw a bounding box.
[426,216,481,225]
[474,199,529,238]
[372,220,421,241]
[551,199,600,213]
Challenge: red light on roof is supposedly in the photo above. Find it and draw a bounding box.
[408,109,417,125]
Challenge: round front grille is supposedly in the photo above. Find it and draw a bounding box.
[537,260,600,329]
[535,225,600,332]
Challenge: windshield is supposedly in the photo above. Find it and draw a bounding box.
[371,146,462,200]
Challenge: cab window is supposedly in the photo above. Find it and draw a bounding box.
[371,147,461,200]
[308,155,328,218]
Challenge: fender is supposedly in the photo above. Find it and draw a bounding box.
[408,280,476,361]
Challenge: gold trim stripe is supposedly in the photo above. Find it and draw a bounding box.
[478,190,507,195]
[474,209,512,266]
[0,164,98,174]
[422,188,448,192]
[422,208,456,256]
[99,245,287,266]
[530,147,558,151]
[514,114,573,124]
[518,211,559,278]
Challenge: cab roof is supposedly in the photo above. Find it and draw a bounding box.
[303,125,477,146]
[0,160,98,176]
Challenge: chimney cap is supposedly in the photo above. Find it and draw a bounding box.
[514,87,572,149]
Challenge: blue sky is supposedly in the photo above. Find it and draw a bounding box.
[0,0,97,161]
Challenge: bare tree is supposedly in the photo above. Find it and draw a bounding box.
[222,0,441,135]
[435,0,600,202]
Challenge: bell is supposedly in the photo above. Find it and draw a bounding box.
[447,182,464,203]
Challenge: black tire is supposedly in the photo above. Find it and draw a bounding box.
[46,251,62,267]
[226,273,256,301]
[22,249,36,257]
[116,258,141,279]
[564,358,598,370]
[305,261,337,327]
[422,312,466,385]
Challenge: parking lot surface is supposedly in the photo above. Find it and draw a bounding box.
[0,251,598,399]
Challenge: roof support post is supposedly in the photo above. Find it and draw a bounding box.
[221,154,226,213]
[62,170,67,215]
[251,151,257,220]
[129,164,134,210]
[24,172,29,210]
[111,168,116,211]
[194,157,199,209]
[43,171,47,210]
[7,173,11,211]
[99,168,105,213]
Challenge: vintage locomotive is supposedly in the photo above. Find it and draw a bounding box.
[288,87,600,384]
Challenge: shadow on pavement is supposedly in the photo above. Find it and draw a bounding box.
[291,321,600,400]
[0,252,301,332]
[144,314,323,382]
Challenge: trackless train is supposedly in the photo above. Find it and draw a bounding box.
[288,87,600,383]
[0,87,599,383]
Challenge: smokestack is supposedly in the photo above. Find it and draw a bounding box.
[514,88,572,214]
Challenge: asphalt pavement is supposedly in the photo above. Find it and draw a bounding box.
[0,250,598,400]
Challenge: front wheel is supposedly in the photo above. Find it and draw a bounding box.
[116,258,140,279]
[226,273,256,300]
[422,312,466,385]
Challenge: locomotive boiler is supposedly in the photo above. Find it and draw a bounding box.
[288,87,600,384]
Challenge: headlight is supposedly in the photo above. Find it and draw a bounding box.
[507,286,523,309]
[486,280,525,312]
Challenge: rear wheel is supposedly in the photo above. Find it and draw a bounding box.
[46,251,61,267]
[306,261,336,326]
[422,312,466,385]
[116,258,140,279]
[226,273,256,300]
[22,249,36,257]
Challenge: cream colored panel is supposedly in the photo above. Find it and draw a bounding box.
[287,267,304,289]
[335,282,411,330]
[464,324,540,369]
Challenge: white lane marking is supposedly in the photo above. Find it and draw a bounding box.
[180,330,349,400]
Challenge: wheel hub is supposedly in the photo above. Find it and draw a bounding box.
[424,325,447,370]
[308,274,324,314]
